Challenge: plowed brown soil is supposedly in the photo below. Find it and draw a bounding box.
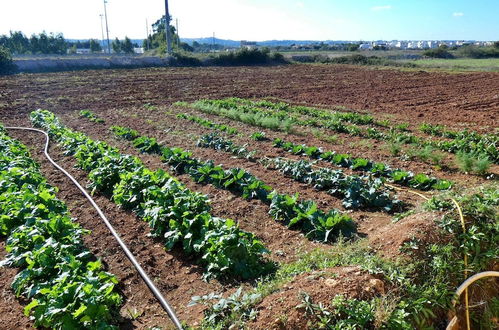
[1,64,498,131]
[0,64,497,329]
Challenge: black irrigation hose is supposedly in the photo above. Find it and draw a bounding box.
[5,126,183,330]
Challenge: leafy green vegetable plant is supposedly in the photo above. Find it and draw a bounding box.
[79,109,104,123]
[266,157,400,211]
[273,138,452,191]
[189,287,261,328]
[111,125,356,243]
[250,131,267,141]
[0,127,121,328]
[197,132,256,160]
[31,110,272,281]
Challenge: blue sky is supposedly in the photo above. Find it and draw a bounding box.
[0,0,498,41]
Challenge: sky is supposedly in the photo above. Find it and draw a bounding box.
[0,0,498,41]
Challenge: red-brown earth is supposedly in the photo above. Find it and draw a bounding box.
[0,64,497,329]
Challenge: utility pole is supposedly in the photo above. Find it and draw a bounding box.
[175,18,179,48]
[164,0,172,54]
[103,0,111,54]
[212,32,215,52]
[145,19,149,51]
[99,14,105,51]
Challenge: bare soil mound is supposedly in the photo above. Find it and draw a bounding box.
[251,266,385,329]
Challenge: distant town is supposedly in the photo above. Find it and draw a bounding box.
[181,38,496,53]
[350,40,492,50]
[240,39,495,50]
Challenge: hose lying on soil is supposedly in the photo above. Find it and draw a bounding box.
[446,271,499,330]
[5,126,183,330]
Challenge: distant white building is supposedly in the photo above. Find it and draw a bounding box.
[406,41,416,49]
[358,43,372,50]
[76,48,91,54]
[240,40,257,49]
[425,41,434,48]
[397,41,408,49]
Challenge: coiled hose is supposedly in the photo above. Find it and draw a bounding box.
[5,126,183,330]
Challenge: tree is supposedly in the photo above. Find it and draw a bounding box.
[146,15,181,54]
[122,36,134,54]
[347,43,360,51]
[29,32,67,54]
[89,39,102,53]
[6,31,30,54]
[179,42,193,52]
[0,46,15,74]
[0,31,66,55]
[112,38,121,53]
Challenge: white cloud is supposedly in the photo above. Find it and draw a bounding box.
[295,2,305,8]
[371,5,392,11]
[453,12,464,17]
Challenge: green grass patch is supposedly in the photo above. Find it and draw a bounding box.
[410,58,499,72]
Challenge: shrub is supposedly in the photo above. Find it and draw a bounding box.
[172,52,202,66]
[457,45,499,58]
[270,52,286,63]
[423,46,454,59]
[211,48,286,66]
[326,54,416,67]
[0,46,15,74]
[330,54,383,65]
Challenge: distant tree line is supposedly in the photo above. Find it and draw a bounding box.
[110,37,136,54]
[190,41,227,52]
[68,37,137,54]
[0,31,67,55]
[423,42,499,59]
[67,39,102,53]
[0,31,139,55]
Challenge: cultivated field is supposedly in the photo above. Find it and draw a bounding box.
[0,64,497,329]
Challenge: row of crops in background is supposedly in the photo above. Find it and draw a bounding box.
[177,98,498,165]
[177,113,238,135]
[272,138,452,191]
[195,133,400,211]
[30,110,273,281]
[0,126,122,328]
[111,126,356,242]
[197,132,256,161]
[186,119,498,328]
[174,111,451,191]
[172,106,498,327]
